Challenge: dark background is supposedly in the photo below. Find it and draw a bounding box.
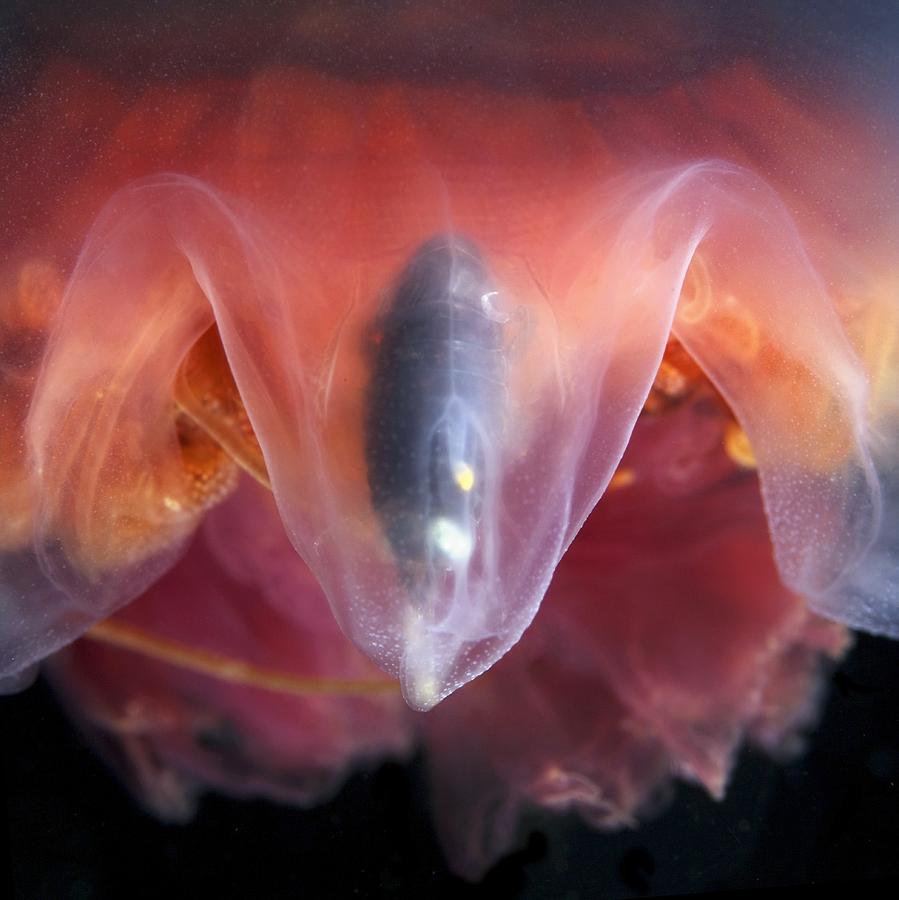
[3,633,898,898]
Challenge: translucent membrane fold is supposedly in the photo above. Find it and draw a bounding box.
[2,159,896,707]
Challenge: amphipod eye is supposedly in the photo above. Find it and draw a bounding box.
[365,235,505,597]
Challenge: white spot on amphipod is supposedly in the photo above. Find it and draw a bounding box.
[428,516,473,562]
[480,290,508,322]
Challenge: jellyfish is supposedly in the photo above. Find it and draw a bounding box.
[2,0,898,890]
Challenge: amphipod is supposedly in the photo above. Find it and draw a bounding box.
[365,236,506,627]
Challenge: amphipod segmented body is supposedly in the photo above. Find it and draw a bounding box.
[365,235,506,595]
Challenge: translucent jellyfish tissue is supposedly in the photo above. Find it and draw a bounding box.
[1,0,897,882]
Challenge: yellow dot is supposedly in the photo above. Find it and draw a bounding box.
[608,468,636,490]
[453,461,475,492]
[725,421,757,469]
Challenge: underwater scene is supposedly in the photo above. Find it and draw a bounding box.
[3,1,899,896]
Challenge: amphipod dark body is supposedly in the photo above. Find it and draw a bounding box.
[365,235,505,587]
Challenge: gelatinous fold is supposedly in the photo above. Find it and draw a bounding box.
[3,154,895,708]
